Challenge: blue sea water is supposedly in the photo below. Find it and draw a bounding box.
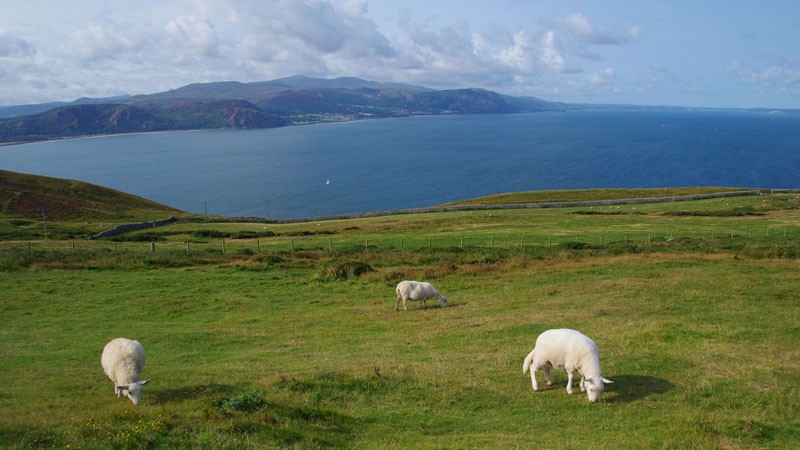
[0,109,798,219]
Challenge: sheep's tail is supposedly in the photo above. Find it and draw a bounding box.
[522,349,536,374]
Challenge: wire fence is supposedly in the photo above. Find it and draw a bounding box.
[3,225,798,256]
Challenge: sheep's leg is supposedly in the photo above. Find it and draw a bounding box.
[403,298,408,311]
[420,299,426,309]
[544,366,552,386]
[566,371,575,394]
[579,376,586,392]
[395,294,401,311]
[114,382,121,397]
[530,367,539,391]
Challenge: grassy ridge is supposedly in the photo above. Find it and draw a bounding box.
[0,169,182,220]
[443,186,753,206]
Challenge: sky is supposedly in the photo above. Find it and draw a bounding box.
[0,0,798,109]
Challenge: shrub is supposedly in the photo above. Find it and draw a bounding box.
[329,261,374,280]
[219,389,267,413]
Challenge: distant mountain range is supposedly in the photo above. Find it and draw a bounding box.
[0,75,565,144]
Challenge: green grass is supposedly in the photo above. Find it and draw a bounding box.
[442,186,754,205]
[1,188,799,448]
[1,253,798,448]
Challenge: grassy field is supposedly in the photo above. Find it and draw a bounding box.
[1,187,799,448]
[441,186,754,206]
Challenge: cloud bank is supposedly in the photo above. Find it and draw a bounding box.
[0,0,796,108]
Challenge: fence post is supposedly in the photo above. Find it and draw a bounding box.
[460,237,463,249]
[548,236,552,247]
[328,238,332,252]
[400,239,404,250]
[257,239,261,252]
[72,240,75,251]
[150,242,155,253]
[114,242,118,252]
[365,239,369,250]
[186,240,190,254]
[291,239,295,251]
[222,239,225,253]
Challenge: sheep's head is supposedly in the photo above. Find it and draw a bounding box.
[118,379,150,405]
[583,377,613,402]
[438,295,449,307]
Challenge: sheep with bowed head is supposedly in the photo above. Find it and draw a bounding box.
[101,338,150,405]
[395,280,448,311]
[522,328,613,402]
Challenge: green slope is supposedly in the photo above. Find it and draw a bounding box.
[0,169,182,220]
[444,187,756,206]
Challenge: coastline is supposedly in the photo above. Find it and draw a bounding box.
[0,128,210,148]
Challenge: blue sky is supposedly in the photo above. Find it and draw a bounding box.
[0,0,798,108]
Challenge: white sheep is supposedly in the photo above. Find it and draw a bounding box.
[395,280,449,311]
[522,328,613,402]
[101,338,150,405]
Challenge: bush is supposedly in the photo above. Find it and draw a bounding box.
[329,261,374,280]
[219,389,267,413]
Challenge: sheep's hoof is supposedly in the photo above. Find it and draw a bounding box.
[566,389,574,394]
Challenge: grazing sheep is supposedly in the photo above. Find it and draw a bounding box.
[395,280,449,311]
[522,328,613,402]
[101,338,150,405]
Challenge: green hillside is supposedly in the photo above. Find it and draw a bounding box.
[0,169,182,221]
[444,187,755,205]
[1,186,798,448]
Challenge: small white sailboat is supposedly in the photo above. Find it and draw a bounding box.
[326,179,330,185]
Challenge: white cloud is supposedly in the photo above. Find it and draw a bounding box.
[743,62,800,91]
[68,24,144,62]
[556,12,625,45]
[589,67,616,85]
[540,31,567,73]
[627,24,643,40]
[164,15,221,58]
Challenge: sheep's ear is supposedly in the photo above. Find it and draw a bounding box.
[602,378,613,384]
[140,379,151,386]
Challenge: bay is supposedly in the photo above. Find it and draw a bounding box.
[0,110,798,219]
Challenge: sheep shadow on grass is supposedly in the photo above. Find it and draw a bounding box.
[149,382,237,405]
[603,375,674,403]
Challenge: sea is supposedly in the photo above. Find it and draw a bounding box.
[1,109,798,219]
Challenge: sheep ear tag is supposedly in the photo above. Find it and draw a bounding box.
[602,378,614,384]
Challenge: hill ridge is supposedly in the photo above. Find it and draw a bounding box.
[0,75,557,144]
